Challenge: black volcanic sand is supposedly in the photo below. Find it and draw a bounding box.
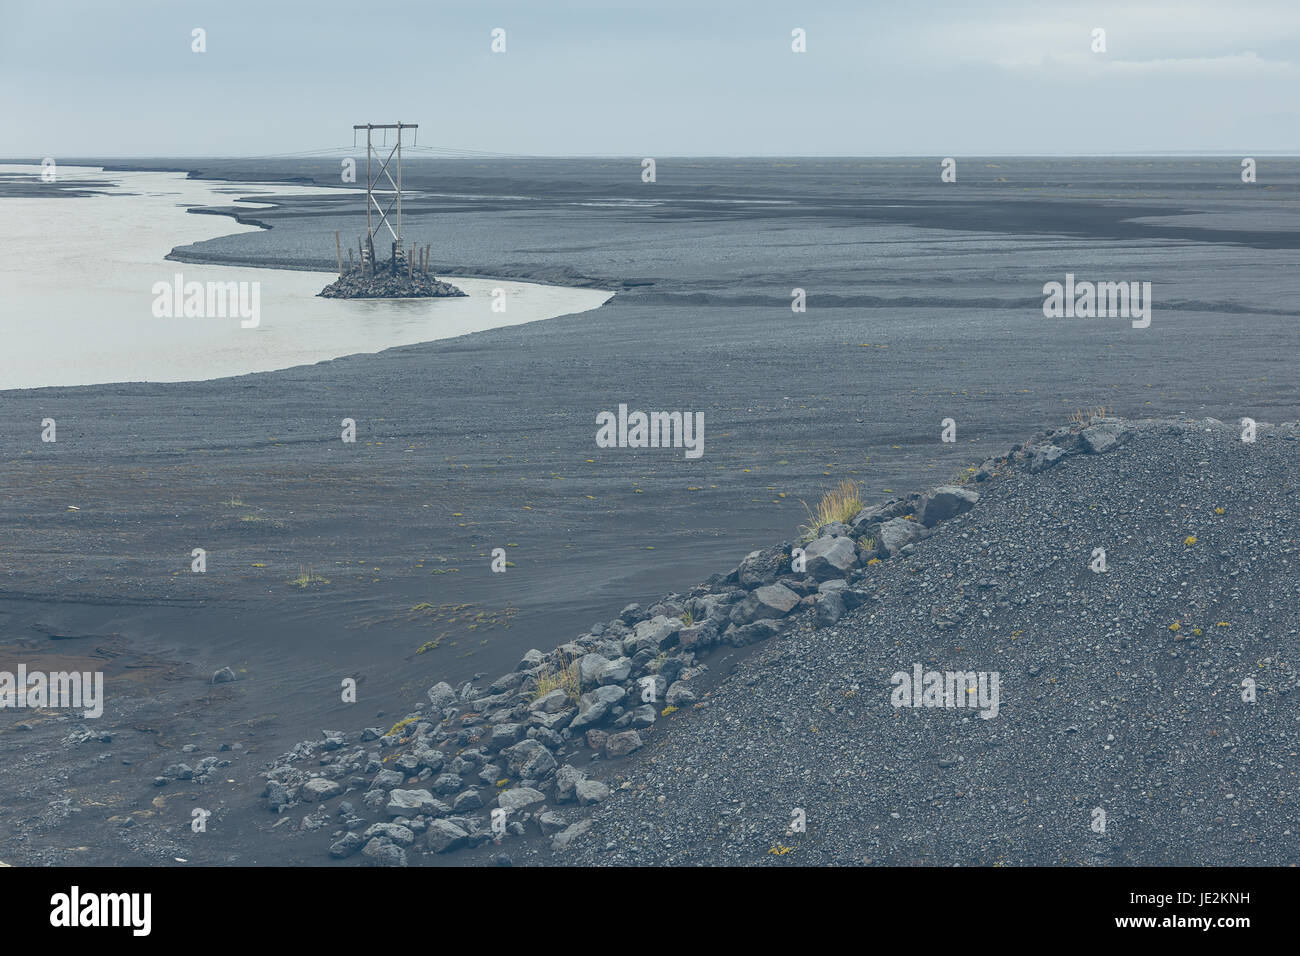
[1,158,1297,865]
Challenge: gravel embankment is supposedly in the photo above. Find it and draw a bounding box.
[262,417,1299,866]
[524,417,1299,865]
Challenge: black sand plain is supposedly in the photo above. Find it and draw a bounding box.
[0,157,1296,864]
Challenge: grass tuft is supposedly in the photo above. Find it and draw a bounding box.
[797,479,864,542]
[532,651,580,703]
[289,566,329,588]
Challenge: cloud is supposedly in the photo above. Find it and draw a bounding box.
[993,50,1296,74]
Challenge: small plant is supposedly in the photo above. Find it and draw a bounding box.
[797,479,864,542]
[1068,405,1113,427]
[289,566,329,588]
[532,651,580,703]
[386,715,418,737]
[681,607,695,627]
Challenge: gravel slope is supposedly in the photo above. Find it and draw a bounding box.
[514,418,1299,865]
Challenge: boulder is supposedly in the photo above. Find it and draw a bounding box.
[497,787,546,812]
[426,819,469,853]
[551,819,592,852]
[1027,443,1067,473]
[604,731,643,758]
[576,778,611,805]
[730,583,800,625]
[570,685,626,730]
[803,535,858,580]
[300,778,342,802]
[1081,420,1130,454]
[815,590,846,625]
[427,681,457,709]
[919,486,979,527]
[877,517,924,555]
[385,789,445,817]
[361,839,407,867]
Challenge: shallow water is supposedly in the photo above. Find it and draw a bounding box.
[0,166,612,389]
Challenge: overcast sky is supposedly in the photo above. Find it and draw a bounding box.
[3,0,1298,157]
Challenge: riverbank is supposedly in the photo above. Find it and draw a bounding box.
[1,157,1296,865]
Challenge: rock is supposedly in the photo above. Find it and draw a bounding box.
[631,615,682,653]
[498,787,546,812]
[1027,443,1067,473]
[361,839,408,867]
[516,649,544,671]
[210,667,237,684]
[1081,420,1130,454]
[412,746,444,773]
[385,789,445,817]
[737,549,781,588]
[426,819,470,853]
[815,590,846,625]
[529,689,570,714]
[551,819,592,852]
[488,723,525,751]
[372,769,404,789]
[427,681,457,709]
[452,789,484,812]
[730,583,800,625]
[361,789,387,814]
[726,619,783,646]
[504,739,557,778]
[576,778,611,805]
[318,264,465,300]
[877,517,924,555]
[841,587,876,611]
[619,603,644,624]
[537,811,567,836]
[300,778,342,802]
[570,685,626,730]
[328,831,365,858]
[578,653,609,689]
[665,681,696,707]
[431,773,463,795]
[676,624,714,650]
[554,764,585,803]
[530,708,574,731]
[803,535,859,580]
[919,485,979,527]
[363,822,415,846]
[604,730,643,758]
[596,657,633,685]
[585,729,608,752]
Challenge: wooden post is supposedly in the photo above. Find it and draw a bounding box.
[408,246,413,279]
[335,231,343,277]
[347,248,354,273]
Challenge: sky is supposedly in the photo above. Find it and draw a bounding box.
[2,0,1298,157]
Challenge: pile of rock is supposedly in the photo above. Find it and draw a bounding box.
[259,417,1136,864]
[318,268,465,299]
